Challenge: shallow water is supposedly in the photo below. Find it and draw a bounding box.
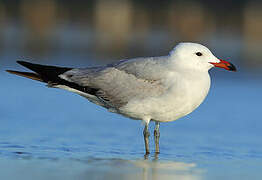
[1,64,262,179]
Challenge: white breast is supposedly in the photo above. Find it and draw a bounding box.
[119,71,211,122]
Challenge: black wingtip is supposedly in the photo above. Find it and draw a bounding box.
[16,60,38,69]
[17,60,25,64]
[15,60,73,83]
[16,60,36,70]
[16,60,72,75]
[6,70,44,82]
[17,60,30,65]
[8,61,97,96]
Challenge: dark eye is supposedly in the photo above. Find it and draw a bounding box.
[196,52,202,56]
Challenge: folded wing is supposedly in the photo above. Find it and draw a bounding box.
[7,58,168,109]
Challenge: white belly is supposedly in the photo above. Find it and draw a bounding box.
[119,72,211,122]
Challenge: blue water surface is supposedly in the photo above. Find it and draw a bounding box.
[0,58,262,180]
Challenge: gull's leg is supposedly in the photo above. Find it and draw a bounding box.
[154,122,160,154]
[143,123,150,155]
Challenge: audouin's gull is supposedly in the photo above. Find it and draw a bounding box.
[6,42,236,155]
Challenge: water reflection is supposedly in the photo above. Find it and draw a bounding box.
[81,158,203,180]
[0,156,203,180]
[132,160,202,180]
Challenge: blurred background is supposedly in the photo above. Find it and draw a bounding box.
[1,1,262,179]
[0,0,261,72]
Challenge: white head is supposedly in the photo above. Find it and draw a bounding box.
[170,42,236,72]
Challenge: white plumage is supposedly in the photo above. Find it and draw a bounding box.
[60,43,217,124]
[7,42,236,154]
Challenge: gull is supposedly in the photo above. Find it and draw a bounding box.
[6,42,236,155]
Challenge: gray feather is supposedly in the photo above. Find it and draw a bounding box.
[59,56,170,108]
